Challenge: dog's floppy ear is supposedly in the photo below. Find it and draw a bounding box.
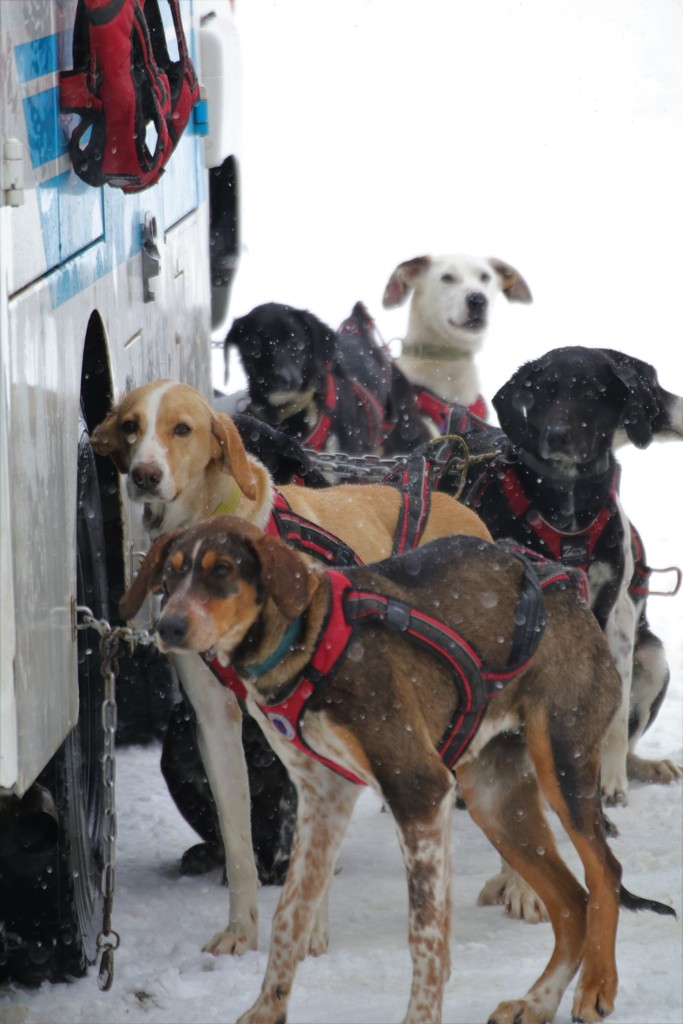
[119,531,180,621]
[599,349,663,448]
[298,309,337,364]
[492,360,539,445]
[211,412,259,500]
[252,533,315,620]
[488,258,533,304]
[382,256,431,308]
[91,407,129,473]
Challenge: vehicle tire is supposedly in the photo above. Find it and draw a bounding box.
[0,415,108,984]
[52,414,109,977]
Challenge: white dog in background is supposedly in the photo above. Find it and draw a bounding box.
[382,254,533,415]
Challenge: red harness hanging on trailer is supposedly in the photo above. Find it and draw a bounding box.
[59,0,199,193]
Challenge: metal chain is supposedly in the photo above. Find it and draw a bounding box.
[75,607,155,990]
[77,608,156,648]
[303,449,409,482]
[302,438,507,484]
[95,630,120,992]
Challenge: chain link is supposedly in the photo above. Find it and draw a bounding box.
[302,439,506,484]
[96,630,119,991]
[303,448,410,482]
[76,606,155,990]
[77,607,156,647]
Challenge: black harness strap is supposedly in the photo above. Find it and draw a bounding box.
[341,544,579,769]
[266,492,364,568]
[381,436,470,552]
[268,453,447,565]
[344,588,489,767]
[382,458,433,554]
[349,379,392,449]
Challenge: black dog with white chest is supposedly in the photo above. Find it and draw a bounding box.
[453,346,683,807]
[225,302,394,454]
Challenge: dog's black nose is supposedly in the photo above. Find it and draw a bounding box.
[157,614,190,648]
[271,368,296,391]
[131,463,162,491]
[467,291,487,311]
[544,425,573,452]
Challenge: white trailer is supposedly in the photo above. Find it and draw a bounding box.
[0,0,240,984]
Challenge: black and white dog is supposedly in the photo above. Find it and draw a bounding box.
[418,346,682,922]
[225,302,395,454]
[456,347,683,805]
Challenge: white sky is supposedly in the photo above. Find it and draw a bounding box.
[229,0,683,402]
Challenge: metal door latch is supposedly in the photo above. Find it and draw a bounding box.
[141,212,160,302]
[2,138,24,207]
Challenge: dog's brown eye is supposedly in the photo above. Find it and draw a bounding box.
[165,559,189,577]
[173,423,192,437]
[121,420,137,435]
[480,272,491,283]
[212,562,233,579]
[441,273,457,284]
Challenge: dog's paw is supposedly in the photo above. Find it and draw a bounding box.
[477,869,549,924]
[601,809,619,838]
[202,927,257,956]
[180,841,224,876]
[236,994,286,1024]
[305,887,331,958]
[486,998,548,1024]
[571,970,617,1022]
[627,752,683,784]
[600,782,628,808]
[599,762,629,807]
[306,913,329,958]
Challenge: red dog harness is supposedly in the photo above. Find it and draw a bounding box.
[265,492,364,569]
[207,482,435,702]
[209,545,587,783]
[303,368,338,450]
[497,465,620,572]
[60,0,199,192]
[415,386,488,434]
[469,461,654,600]
[304,367,392,451]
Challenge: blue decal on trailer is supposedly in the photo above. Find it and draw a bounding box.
[36,171,104,267]
[14,34,62,84]
[23,89,66,167]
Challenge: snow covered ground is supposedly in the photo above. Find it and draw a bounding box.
[1,610,681,1024]
[2,1,682,1022]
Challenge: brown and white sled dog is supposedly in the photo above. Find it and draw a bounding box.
[92,379,491,957]
[121,516,675,1024]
